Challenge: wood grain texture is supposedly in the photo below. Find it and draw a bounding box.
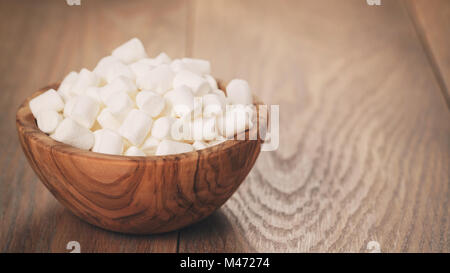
[178,0,450,252]
[407,0,450,103]
[0,0,449,253]
[16,84,263,234]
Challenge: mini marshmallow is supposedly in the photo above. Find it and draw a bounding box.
[140,137,160,155]
[71,68,101,96]
[136,91,165,117]
[136,64,174,94]
[164,86,194,118]
[100,76,137,103]
[94,55,120,80]
[66,95,100,129]
[192,140,207,150]
[170,59,189,73]
[63,97,75,117]
[84,86,102,104]
[104,92,134,121]
[189,117,217,141]
[129,60,154,78]
[202,93,224,118]
[202,117,218,141]
[105,61,135,83]
[212,89,227,106]
[92,129,123,155]
[136,90,158,108]
[125,146,146,156]
[182,58,211,75]
[36,110,62,134]
[29,89,64,118]
[204,74,218,90]
[51,118,94,150]
[151,52,171,66]
[97,108,121,131]
[155,139,194,156]
[217,105,254,138]
[226,79,253,105]
[192,97,203,119]
[119,109,153,146]
[151,116,175,140]
[173,70,210,96]
[58,71,78,102]
[112,38,147,64]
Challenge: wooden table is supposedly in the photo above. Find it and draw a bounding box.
[0,0,448,253]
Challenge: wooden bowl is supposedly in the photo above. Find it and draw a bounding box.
[16,82,265,234]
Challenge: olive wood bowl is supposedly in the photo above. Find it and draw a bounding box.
[16,81,265,234]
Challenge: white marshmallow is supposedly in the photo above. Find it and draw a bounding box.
[104,92,134,121]
[155,139,193,156]
[137,58,158,66]
[66,96,100,129]
[164,86,194,118]
[29,89,64,118]
[129,60,154,78]
[151,116,175,140]
[94,55,120,80]
[192,140,207,150]
[97,108,121,131]
[136,64,174,94]
[51,118,94,150]
[111,38,147,64]
[100,76,137,103]
[182,58,211,75]
[140,137,160,155]
[170,59,189,73]
[217,105,253,138]
[192,97,203,119]
[92,129,123,155]
[36,110,62,134]
[201,117,218,141]
[212,89,227,106]
[189,117,217,141]
[173,70,210,96]
[226,79,253,105]
[63,97,75,118]
[151,52,171,66]
[136,90,157,108]
[136,91,165,117]
[105,61,135,84]
[204,74,218,90]
[84,86,102,104]
[71,68,101,96]
[202,93,224,118]
[125,146,146,156]
[119,109,153,146]
[58,71,78,102]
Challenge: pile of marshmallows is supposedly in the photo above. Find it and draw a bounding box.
[29,38,254,156]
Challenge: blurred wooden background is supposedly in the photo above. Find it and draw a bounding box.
[0,0,448,252]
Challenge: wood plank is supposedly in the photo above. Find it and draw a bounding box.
[407,0,450,103]
[0,0,188,252]
[178,0,450,252]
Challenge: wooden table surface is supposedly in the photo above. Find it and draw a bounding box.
[0,0,448,253]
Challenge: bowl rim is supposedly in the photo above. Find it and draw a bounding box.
[16,82,266,163]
